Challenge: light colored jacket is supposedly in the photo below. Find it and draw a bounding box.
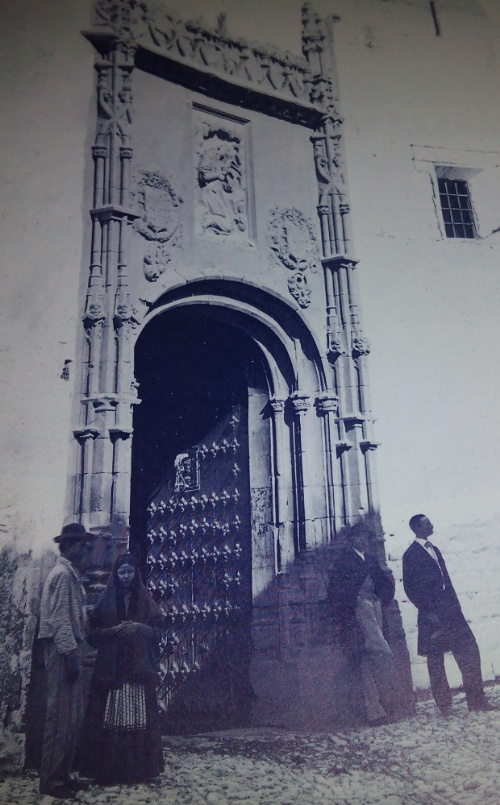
[38,557,87,654]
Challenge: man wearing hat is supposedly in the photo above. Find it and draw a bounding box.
[38,523,94,798]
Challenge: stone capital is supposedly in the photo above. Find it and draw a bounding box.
[321,254,359,273]
[73,427,100,443]
[109,427,134,442]
[359,440,380,453]
[92,145,108,160]
[342,414,365,431]
[315,392,339,415]
[269,397,286,415]
[90,204,140,223]
[289,391,311,414]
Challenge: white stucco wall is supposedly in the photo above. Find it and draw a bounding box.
[0,0,95,554]
[0,0,498,688]
[330,0,500,686]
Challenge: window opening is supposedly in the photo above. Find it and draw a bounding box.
[437,177,476,239]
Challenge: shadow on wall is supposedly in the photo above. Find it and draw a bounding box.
[248,544,415,731]
[20,538,415,770]
[0,546,56,774]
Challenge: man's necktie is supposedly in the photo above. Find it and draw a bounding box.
[424,542,445,588]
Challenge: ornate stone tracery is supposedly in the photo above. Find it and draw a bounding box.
[94,0,316,110]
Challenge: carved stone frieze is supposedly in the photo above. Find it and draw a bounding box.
[113,296,140,328]
[195,112,248,240]
[91,0,335,117]
[143,242,171,282]
[269,397,286,415]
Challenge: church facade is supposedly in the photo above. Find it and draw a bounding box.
[1,0,500,765]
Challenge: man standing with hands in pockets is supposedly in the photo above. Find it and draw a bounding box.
[38,523,94,798]
[403,514,495,717]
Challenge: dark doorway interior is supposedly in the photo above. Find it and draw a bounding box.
[131,308,265,732]
[131,308,264,551]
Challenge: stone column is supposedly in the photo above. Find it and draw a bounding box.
[269,397,294,569]
[73,21,140,561]
[315,391,339,539]
[289,391,321,550]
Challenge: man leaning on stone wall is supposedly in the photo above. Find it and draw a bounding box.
[327,523,398,726]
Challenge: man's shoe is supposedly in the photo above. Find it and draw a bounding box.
[469,699,500,712]
[65,777,90,791]
[40,784,75,799]
[368,715,389,727]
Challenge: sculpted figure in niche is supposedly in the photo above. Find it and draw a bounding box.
[196,127,247,237]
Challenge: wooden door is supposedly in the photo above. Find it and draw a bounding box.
[146,404,253,732]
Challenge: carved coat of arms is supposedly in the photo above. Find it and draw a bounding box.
[133,170,183,281]
[268,208,319,308]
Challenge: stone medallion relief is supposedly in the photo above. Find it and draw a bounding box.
[132,170,183,281]
[194,106,250,243]
[267,208,319,308]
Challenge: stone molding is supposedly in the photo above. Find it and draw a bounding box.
[90,1,335,118]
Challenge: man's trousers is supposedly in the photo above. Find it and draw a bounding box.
[39,640,84,794]
[426,617,485,712]
[355,597,397,723]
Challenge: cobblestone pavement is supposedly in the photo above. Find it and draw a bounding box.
[1,686,499,805]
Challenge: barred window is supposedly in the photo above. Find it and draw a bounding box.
[437,177,476,239]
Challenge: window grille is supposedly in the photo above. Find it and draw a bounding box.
[437,177,476,239]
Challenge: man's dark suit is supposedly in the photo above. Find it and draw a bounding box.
[328,548,397,723]
[402,539,486,712]
[328,549,394,657]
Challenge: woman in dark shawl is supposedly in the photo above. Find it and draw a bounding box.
[81,552,164,785]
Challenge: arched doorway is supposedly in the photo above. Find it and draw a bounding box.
[131,306,274,731]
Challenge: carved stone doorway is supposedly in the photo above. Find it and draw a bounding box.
[130,308,267,731]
